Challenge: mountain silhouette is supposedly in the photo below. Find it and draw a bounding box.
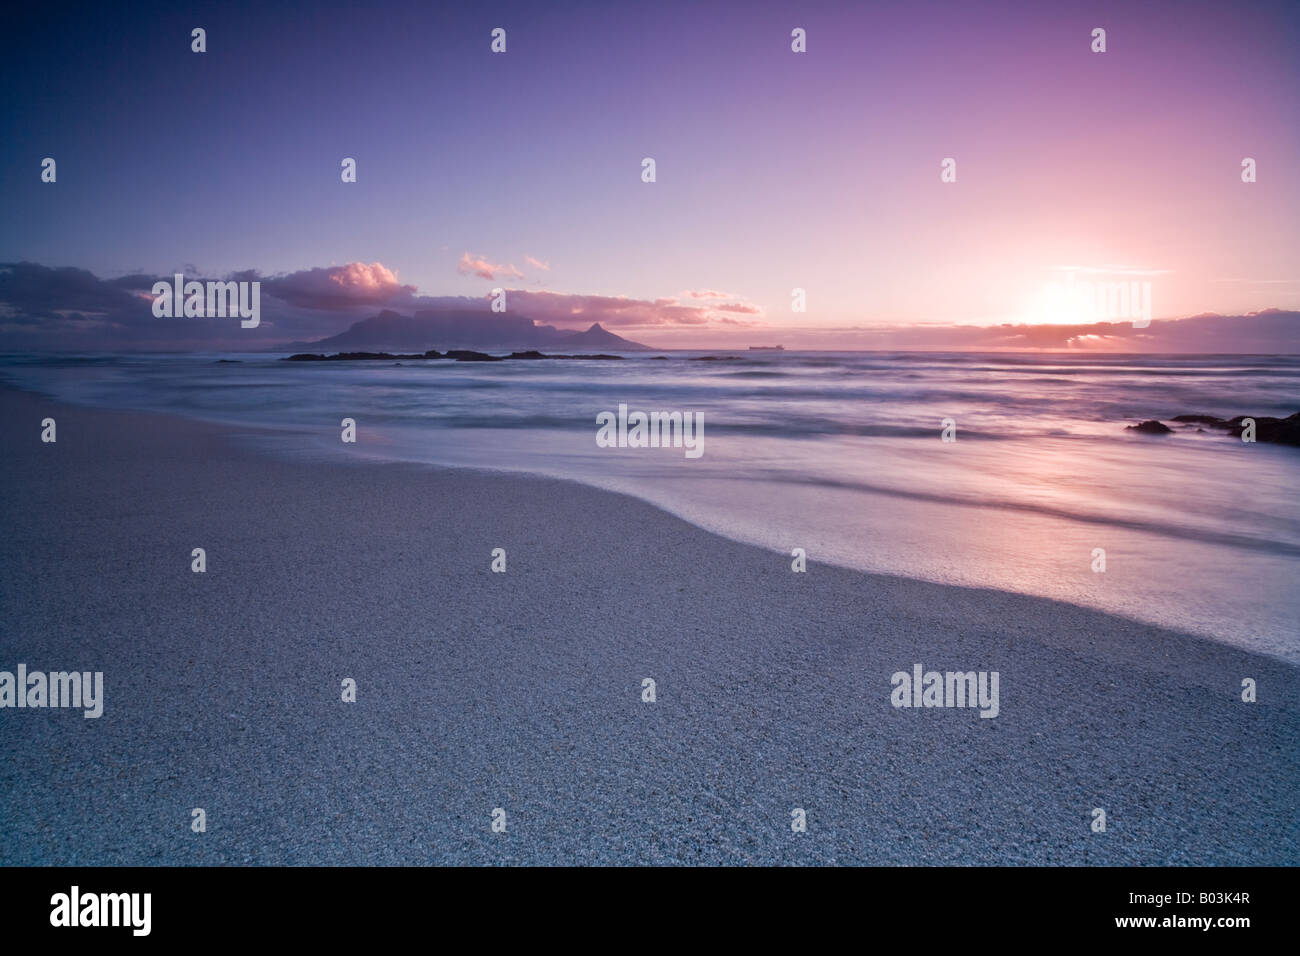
[286,310,651,351]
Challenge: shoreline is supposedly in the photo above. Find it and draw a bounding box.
[1,384,1297,864]
[4,354,1296,663]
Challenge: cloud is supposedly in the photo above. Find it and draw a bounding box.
[458,252,524,281]
[0,260,764,349]
[1050,266,1173,277]
[260,262,416,310]
[524,256,550,272]
[0,261,418,349]
[0,262,152,331]
[494,289,764,329]
[686,289,734,299]
[3,260,1296,353]
[1211,277,1300,284]
[766,309,1300,352]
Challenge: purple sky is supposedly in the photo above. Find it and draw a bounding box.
[1,0,1297,350]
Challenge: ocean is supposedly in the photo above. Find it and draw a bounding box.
[3,350,1297,661]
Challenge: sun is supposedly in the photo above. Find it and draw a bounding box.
[1018,283,1094,325]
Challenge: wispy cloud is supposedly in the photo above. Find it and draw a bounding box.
[497,289,764,329]
[1050,265,1173,277]
[458,252,524,282]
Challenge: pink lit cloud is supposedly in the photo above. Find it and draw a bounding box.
[458,252,524,282]
[259,262,416,310]
[500,289,764,329]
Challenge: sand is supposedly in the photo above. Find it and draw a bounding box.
[0,385,1296,865]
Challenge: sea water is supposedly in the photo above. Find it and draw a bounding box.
[3,350,1296,661]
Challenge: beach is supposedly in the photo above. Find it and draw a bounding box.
[1,383,1297,866]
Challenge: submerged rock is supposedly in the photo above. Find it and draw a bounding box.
[1170,412,1300,446]
[285,351,431,361]
[284,348,623,364]
[1133,412,1300,446]
[1126,420,1173,435]
[507,350,622,360]
[1225,413,1300,446]
[444,350,503,362]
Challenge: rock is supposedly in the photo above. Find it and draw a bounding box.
[506,351,623,360]
[1126,420,1173,435]
[1166,412,1300,446]
[282,348,624,364]
[1227,412,1300,446]
[285,351,429,361]
[445,350,504,362]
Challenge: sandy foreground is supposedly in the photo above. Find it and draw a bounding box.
[0,385,1296,865]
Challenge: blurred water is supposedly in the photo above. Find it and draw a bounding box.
[3,350,1297,659]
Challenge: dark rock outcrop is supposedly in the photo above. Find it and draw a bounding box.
[1172,412,1300,446]
[284,349,622,364]
[1135,412,1300,446]
[444,350,504,362]
[1126,420,1174,435]
[285,351,434,362]
[505,350,621,360]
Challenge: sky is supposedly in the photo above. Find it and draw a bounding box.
[1,0,1298,350]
